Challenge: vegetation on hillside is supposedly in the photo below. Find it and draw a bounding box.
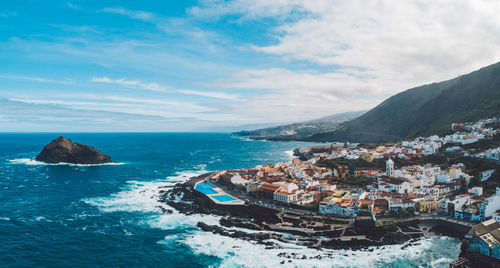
[304,61,500,143]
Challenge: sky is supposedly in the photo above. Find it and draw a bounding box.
[2,0,500,132]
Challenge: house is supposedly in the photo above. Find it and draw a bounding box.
[412,197,438,212]
[371,199,389,214]
[494,210,500,223]
[338,166,350,178]
[246,182,260,194]
[295,192,314,205]
[272,181,299,193]
[466,219,500,259]
[441,195,470,216]
[468,187,483,197]
[257,184,283,199]
[384,177,414,194]
[481,170,496,182]
[480,188,500,221]
[344,190,367,200]
[319,198,358,217]
[388,198,415,211]
[273,190,297,203]
[316,183,336,192]
[257,165,286,178]
[367,190,381,200]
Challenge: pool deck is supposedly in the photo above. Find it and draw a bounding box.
[194,182,245,205]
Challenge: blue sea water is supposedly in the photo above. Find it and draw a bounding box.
[0,133,461,267]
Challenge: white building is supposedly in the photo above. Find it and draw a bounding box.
[273,191,297,203]
[385,177,414,194]
[273,181,299,193]
[386,159,394,177]
[482,188,500,220]
[481,169,496,182]
[319,199,357,217]
[468,187,483,196]
[316,183,336,192]
[388,199,416,211]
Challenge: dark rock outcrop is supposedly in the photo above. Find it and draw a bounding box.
[35,136,113,164]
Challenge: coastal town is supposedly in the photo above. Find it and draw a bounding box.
[187,117,500,265]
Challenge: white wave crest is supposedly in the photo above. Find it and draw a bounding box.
[83,169,220,230]
[9,158,125,166]
[284,150,294,160]
[82,166,460,266]
[181,231,460,268]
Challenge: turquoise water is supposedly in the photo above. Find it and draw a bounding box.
[0,133,461,267]
[211,195,237,202]
[195,183,217,195]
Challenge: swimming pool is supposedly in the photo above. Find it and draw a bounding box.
[195,183,217,195]
[211,194,237,202]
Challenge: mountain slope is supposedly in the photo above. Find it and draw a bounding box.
[305,61,500,143]
[233,111,366,140]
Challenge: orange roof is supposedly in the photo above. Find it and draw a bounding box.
[259,184,282,192]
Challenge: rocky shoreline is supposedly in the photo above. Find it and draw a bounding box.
[157,173,464,252]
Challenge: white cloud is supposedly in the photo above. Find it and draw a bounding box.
[102,7,155,21]
[10,97,218,120]
[0,75,75,85]
[215,0,500,82]
[191,0,500,124]
[178,89,240,100]
[189,0,305,20]
[207,68,389,97]
[91,77,168,92]
[207,68,381,123]
[66,2,82,10]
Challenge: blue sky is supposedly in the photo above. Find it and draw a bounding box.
[2,0,500,132]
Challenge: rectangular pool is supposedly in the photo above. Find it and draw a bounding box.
[195,183,217,195]
[211,194,237,202]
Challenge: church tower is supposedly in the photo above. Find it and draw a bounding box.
[386,158,394,177]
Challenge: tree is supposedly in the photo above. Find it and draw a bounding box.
[397,207,404,217]
[406,207,415,216]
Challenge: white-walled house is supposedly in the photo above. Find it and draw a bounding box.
[273,191,297,203]
[468,187,483,197]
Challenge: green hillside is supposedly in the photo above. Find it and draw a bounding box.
[304,61,500,143]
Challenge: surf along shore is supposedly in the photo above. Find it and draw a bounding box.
[158,171,471,252]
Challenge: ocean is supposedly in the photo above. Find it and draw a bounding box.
[0,133,461,267]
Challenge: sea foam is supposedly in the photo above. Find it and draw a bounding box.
[182,231,460,268]
[284,150,294,160]
[83,169,220,230]
[83,168,461,267]
[9,158,125,166]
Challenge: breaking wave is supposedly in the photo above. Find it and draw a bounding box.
[82,169,221,230]
[182,232,460,268]
[9,158,125,166]
[83,168,461,267]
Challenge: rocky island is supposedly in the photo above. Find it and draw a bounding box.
[36,136,113,164]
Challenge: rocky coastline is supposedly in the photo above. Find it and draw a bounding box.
[157,173,465,252]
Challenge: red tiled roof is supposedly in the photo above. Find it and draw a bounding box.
[259,184,282,192]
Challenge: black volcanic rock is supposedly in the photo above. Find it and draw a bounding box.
[35,136,113,164]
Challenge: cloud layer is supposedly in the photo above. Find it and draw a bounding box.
[2,1,500,131]
[187,0,500,123]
